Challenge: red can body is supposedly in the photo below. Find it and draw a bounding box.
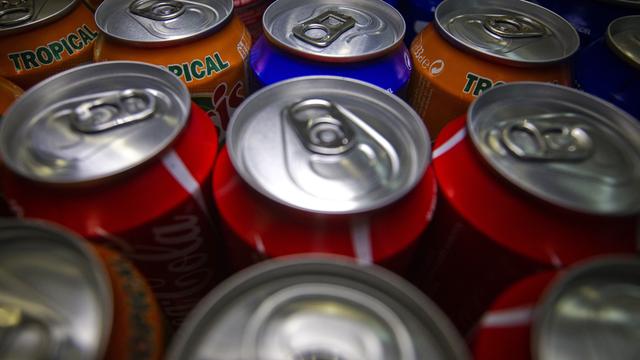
[1,104,221,328]
[213,147,438,275]
[413,116,637,335]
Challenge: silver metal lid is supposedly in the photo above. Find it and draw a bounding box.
[533,256,640,360]
[263,0,405,62]
[227,76,430,214]
[435,0,579,66]
[95,0,233,46]
[0,61,190,184]
[467,82,640,216]
[0,0,79,36]
[607,16,640,70]
[0,219,112,360]
[168,256,470,360]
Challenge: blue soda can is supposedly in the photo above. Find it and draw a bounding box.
[251,0,411,96]
[401,0,443,46]
[384,0,399,7]
[576,16,640,120]
[529,0,640,48]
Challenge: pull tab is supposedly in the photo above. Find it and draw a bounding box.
[483,15,546,38]
[498,119,593,161]
[60,89,157,133]
[286,99,356,155]
[0,0,33,27]
[129,0,185,21]
[292,10,356,47]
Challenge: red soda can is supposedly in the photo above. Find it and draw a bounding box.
[213,76,436,275]
[473,256,640,360]
[234,0,272,40]
[414,82,640,335]
[0,61,221,328]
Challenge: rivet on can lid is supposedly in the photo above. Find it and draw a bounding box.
[263,0,406,62]
[607,16,640,70]
[467,82,640,216]
[0,0,79,36]
[0,61,191,184]
[226,76,430,214]
[95,0,233,46]
[435,0,580,66]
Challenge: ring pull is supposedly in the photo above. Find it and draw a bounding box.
[292,10,356,48]
[0,0,32,27]
[129,0,185,21]
[483,15,546,39]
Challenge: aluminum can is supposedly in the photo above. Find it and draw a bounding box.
[0,61,222,328]
[401,0,442,46]
[0,0,98,89]
[473,256,640,360]
[407,0,578,137]
[168,256,470,360]
[250,0,411,96]
[234,0,273,41]
[413,82,640,335]
[0,77,21,118]
[576,16,640,120]
[529,0,640,48]
[94,0,252,131]
[214,76,436,275]
[0,218,164,360]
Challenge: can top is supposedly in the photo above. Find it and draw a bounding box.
[263,0,405,62]
[0,219,112,360]
[467,82,640,216]
[95,0,233,46]
[533,256,640,360]
[227,76,430,214]
[168,256,470,360]
[0,61,191,184]
[0,0,79,36]
[435,0,579,66]
[607,16,640,70]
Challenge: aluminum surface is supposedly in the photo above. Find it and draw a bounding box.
[0,61,190,184]
[607,15,640,69]
[467,82,640,216]
[227,76,429,214]
[96,0,232,45]
[263,0,405,62]
[435,0,579,66]
[168,257,469,360]
[533,257,640,360]
[0,219,112,360]
[0,0,79,35]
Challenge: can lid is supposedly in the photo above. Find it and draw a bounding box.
[0,0,79,36]
[0,219,112,360]
[533,256,640,360]
[0,61,191,184]
[168,256,470,360]
[263,0,405,62]
[435,0,579,66]
[95,0,233,46]
[227,76,430,214]
[467,82,640,216]
[607,16,640,70]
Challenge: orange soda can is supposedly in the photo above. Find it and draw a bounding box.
[0,0,98,88]
[407,0,579,137]
[94,0,251,131]
[0,77,22,116]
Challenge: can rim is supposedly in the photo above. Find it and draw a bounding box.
[0,0,81,36]
[606,15,640,71]
[167,255,470,360]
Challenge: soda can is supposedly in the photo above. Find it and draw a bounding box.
[473,256,640,360]
[94,0,252,130]
[214,76,436,275]
[407,0,578,137]
[234,0,273,41]
[250,0,412,96]
[414,82,640,335]
[576,16,640,120]
[0,77,21,118]
[0,0,98,89]
[0,61,222,328]
[168,256,470,360]
[529,0,640,48]
[0,218,164,360]
[401,0,442,46]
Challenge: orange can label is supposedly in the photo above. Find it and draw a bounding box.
[0,3,97,88]
[0,77,22,116]
[408,24,572,137]
[95,16,252,130]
